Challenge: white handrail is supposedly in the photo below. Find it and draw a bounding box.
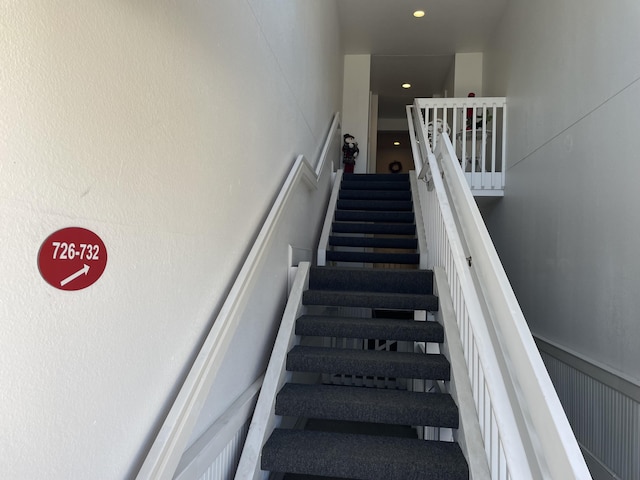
[409,104,535,480]
[317,169,343,266]
[408,103,592,479]
[432,267,491,480]
[135,113,340,480]
[409,171,428,269]
[435,131,591,480]
[314,114,341,176]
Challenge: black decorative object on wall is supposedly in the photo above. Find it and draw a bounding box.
[388,161,403,173]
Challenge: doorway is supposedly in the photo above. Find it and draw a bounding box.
[376,131,413,174]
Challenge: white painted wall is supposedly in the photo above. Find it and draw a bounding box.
[482,0,640,383]
[342,54,371,173]
[454,52,483,97]
[443,61,455,98]
[0,1,342,478]
[378,118,411,131]
[369,93,378,173]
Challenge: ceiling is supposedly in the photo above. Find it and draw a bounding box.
[336,0,507,119]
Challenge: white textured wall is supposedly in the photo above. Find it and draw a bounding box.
[0,1,342,478]
[483,0,640,383]
[342,54,371,173]
[454,52,483,97]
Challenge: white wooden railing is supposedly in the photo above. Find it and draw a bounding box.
[414,97,506,195]
[408,102,592,479]
[316,169,343,267]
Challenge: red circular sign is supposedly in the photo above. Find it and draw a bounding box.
[38,227,108,291]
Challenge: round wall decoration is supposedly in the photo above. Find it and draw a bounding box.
[38,227,108,291]
[388,161,403,173]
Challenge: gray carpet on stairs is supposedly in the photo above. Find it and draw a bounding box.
[336,199,413,211]
[302,289,438,311]
[295,315,443,342]
[263,173,468,479]
[334,210,415,223]
[262,429,468,480]
[308,266,432,294]
[275,383,459,428]
[343,173,410,182]
[286,346,450,380]
[328,235,418,249]
[340,180,410,190]
[339,189,411,200]
[325,251,420,264]
[331,221,416,235]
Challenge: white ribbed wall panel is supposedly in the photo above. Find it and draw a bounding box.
[540,352,640,480]
[193,422,249,480]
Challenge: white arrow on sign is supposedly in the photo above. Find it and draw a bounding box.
[60,264,90,287]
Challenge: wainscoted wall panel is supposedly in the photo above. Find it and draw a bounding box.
[195,422,249,480]
[540,350,640,480]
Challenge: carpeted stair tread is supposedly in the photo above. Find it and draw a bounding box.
[325,251,419,264]
[283,474,355,480]
[343,173,410,182]
[295,315,444,343]
[336,199,413,211]
[331,221,416,235]
[329,235,417,250]
[341,180,410,191]
[339,189,411,201]
[302,289,438,310]
[276,384,459,428]
[334,210,415,223]
[262,429,468,480]
[309,266,432,294]
[286,346,450,380]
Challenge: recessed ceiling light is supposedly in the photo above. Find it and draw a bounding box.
[413,10,425,18]
[402,83,411,89]
[393,141,401,146]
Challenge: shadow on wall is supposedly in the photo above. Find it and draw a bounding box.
[376,131,413,174]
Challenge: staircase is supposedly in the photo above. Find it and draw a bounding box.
[328,173,419,266]
[258,173,469,479]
